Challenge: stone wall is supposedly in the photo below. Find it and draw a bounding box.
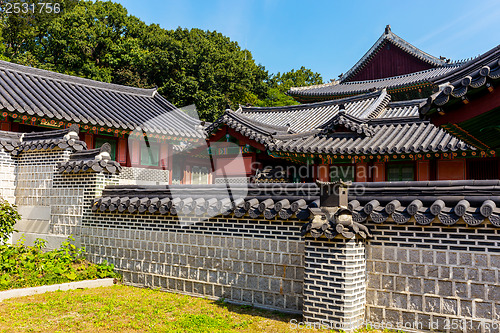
[365,220,500,333]
[51,172,116,244]
[2,141,500,331]
[0,149,16,204]
[81,213,305,313]
[10,147,116,249]
[13,149,72,248]
[303,237,366,331]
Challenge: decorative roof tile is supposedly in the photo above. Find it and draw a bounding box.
[57,142,122,175]
[0,124,87,155]
[424,45,500,109]
[93,180,500,228]
[0,60,203,138]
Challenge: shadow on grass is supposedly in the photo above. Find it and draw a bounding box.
[211,297,301,325]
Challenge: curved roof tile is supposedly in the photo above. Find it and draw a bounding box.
[0,60,203,138]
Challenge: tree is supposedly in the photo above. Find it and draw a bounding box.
[0,0,322,121]
[1,0,79,67]
[257,66,323,107]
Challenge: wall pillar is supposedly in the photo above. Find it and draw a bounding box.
[303,236,366,331]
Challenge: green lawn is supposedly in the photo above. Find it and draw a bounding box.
[0,285,390,332]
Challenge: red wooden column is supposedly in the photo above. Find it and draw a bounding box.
[159,142,168,169]
[373,162,385,182]
[318,165,330,182]
[183,165,191,185]
[117,138,127,165]
[84,133,94,149]
[129,139,140,167]
[417,161,430,181]
[356,162,368,182]
[167,145,173,185]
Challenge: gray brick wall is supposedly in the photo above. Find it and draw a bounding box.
[366,220,500,333]
[0,148,16,204]
[4,142,500,330]
[303,237,366,331]
[51,172,116,238]
[81,213,305,313]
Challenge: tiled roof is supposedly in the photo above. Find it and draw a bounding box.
[93,183,319,219]
[207,91,472,156]
[58,143,122,175]
[287,66,460,99]
[0,124,120,174]
[93,181,500,229]
[0,60,203,138]
[205,109,292,146]
[0,124,86,155]
[341,25,447,82]
[235,90,391,133]
[268,118,469,155]
[424,45,500,109]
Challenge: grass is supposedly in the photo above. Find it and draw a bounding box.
[0,285,398,332]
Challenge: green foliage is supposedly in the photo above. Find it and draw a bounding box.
[257,66,324,107]
[0,235,119,290]
[0,0,323,121]
[0,199,21,245]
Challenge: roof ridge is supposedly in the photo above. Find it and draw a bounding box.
[288,80,339,92]
[341,27,447,82]
[368,116,426,125]
[387,98,427,107]
[241,90,384,113]
[430,44,500,85]
[0,60,157,97]
[366,89,391,119]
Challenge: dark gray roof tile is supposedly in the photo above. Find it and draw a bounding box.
[93,181,500,229]
[0,60,203,138]
[288,66,461,98]
[424,44,500,109]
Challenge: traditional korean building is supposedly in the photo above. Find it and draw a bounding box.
[288,25,465,103]
[422,45,500,150]
[206,89,498,183]
[207,28,500,183]
[0,60,208,185]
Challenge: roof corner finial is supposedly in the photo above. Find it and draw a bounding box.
[385,24,391,34]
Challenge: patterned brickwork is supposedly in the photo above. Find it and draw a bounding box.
[119,167,169,185]
[81,213,305,313]
[303,237,366,331]
[215,177,250,184]
[366,220,500,333]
